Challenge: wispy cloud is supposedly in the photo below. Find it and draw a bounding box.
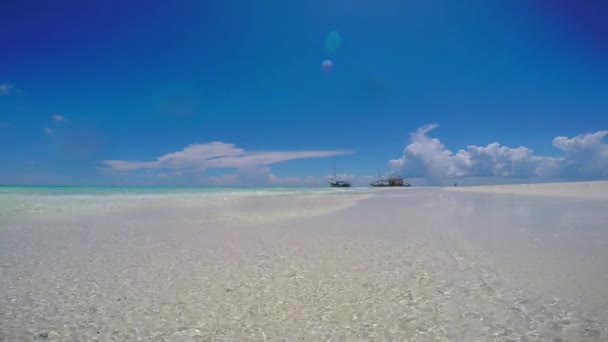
[0,83,15,95]
[51,114,65,122]
[43,115,66,136]
[101,141,353,172]
[389,124,608,184]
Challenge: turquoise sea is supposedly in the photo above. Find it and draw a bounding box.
[0,185,334,196]
[0,185,385,200]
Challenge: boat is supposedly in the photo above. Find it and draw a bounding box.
[330,163,351,187]
[370,169,411,187]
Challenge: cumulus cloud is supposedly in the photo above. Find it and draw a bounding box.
[551,131,608,179]
[100,142,353,172]
[43,127,55,135]
[387,124,454,184]
[389,124,608,184]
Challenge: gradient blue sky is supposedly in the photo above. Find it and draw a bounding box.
[1,1,607,186]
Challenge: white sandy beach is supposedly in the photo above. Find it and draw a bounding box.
[447,180,608,200]
[1,182,607,341]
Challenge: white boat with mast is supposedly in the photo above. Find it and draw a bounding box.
[330,163,351,188]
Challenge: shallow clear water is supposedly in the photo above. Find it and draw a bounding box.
[0,185,337,196]
[1,187,606,341]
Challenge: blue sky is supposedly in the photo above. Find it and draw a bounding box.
[1,0,607,186]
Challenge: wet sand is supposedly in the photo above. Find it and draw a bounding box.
[1,184,607,341]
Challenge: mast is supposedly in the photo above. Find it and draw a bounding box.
[333,162,337,180]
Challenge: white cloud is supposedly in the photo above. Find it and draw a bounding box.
[41,115,66,137]
[0,83,14,95]
[388,124,454,184]
[552,130,608,179]
[51,114,65,122]
[101,141,353,172]
[389,124,608,185]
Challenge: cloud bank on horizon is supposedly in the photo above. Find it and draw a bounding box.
[99,126,607,186]
[389,124,608,185]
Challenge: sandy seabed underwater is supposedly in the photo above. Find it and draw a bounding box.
[1,183,607,341]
